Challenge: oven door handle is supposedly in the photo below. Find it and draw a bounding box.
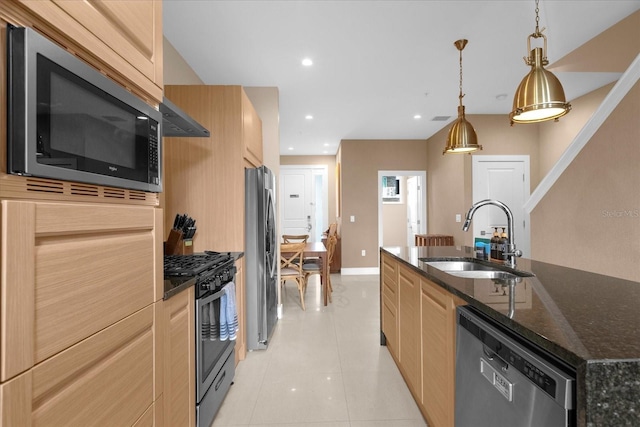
[201,288,226,305]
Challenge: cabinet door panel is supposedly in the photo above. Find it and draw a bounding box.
[35,232,154,361]
[11,0,162,101]
[32,306,155,426]
[398,265,420,397]
[242,89,263,166]
[0,371,32,426]
[162,287,195,427]
[421,279,458,427]
[52,0,158,77]
[0,202,36,380]
[1,201,158,381]
[382,294,398,357]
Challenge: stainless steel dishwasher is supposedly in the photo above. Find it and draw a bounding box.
[455,306,575,427]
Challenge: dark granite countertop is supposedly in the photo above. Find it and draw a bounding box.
[381,246,640,426]
[163,275,196,300]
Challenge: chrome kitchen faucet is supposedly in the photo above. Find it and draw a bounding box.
[463,199,523,268]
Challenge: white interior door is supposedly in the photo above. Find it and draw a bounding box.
[280,168,314,240]
[472,156,530,257]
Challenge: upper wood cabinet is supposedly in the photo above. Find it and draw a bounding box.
[2,0,163,103]
[163,85,262,252]
[241,89,263,167]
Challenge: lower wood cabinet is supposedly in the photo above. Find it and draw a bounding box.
[0,305,156,426]
[420,278,463,427]
[398,264,421,397]
[0,199,166,426]
[380,251,465,427]
[381,252,399,356]
[161,287,195,427]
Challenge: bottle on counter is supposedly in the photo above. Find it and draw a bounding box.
[498,227,508,260]
[490,228,500,259]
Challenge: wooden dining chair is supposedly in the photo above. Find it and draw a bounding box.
[283,234,309,265]
[282,234,309,243]
[302,234,337,303]
[280,242,307,310]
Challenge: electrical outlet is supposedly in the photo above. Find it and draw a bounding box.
[361,250,366,257]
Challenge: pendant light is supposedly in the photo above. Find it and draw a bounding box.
[510,0,571,124]
[443,39,482,155]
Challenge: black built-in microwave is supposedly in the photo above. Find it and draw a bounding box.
[7,25,162,192]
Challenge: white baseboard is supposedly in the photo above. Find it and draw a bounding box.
[340,267,380,275]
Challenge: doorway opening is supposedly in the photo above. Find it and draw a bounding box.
[378,170,427,252]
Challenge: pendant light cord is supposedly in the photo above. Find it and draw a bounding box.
[458,43,464,107]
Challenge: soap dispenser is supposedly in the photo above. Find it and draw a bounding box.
[490,228,499,259]
[498,228,508,260]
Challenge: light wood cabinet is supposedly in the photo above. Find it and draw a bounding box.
[1,305,156,426]
[0,200,163,425]
[234,258,246,364]
[381,252,399,357]
[0,0,163,103]
[380,251,464,427]
[161,287,195,427]
[420,278,463,427]
[163,85,263,362]
[398,263,421,398]
[241,89,264,167]
[1,200,162,381]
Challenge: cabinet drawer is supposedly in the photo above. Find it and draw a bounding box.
[1,201,159,381]
[1,306,155,426]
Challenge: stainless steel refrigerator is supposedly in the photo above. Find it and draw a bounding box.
[245,165,277,350]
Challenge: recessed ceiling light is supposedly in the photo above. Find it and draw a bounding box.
[288,147,294,151]
[302,58,313,66]
[305,115,313,120]
[414,114,422,119]
[323,143,330,147]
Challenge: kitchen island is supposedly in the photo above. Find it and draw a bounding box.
[381,246,640,427]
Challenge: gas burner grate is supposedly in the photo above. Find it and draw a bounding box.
[164,251,233,276]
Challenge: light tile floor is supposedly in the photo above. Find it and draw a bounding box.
[212,274,427,427]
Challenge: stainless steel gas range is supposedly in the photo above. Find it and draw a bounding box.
[164,251,237,427]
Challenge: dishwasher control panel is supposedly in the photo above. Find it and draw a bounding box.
[459,309,558,398]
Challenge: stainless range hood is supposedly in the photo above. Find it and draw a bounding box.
[160,97,210,138]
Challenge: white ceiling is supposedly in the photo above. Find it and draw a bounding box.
[163,1,639,156]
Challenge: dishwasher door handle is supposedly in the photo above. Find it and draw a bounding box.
[480,357,513,402]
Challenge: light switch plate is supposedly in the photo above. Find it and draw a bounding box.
[350,215,355,222]
[456,214,462,223]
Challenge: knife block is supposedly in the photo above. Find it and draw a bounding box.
[164,229,194,255]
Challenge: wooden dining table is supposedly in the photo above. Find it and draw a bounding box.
[280,241,330,306]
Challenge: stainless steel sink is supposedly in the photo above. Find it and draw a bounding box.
[422,260,534,280]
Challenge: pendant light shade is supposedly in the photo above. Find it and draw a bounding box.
[443,39,482,155]
[444,106,480,153]
[510,0,571,124]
